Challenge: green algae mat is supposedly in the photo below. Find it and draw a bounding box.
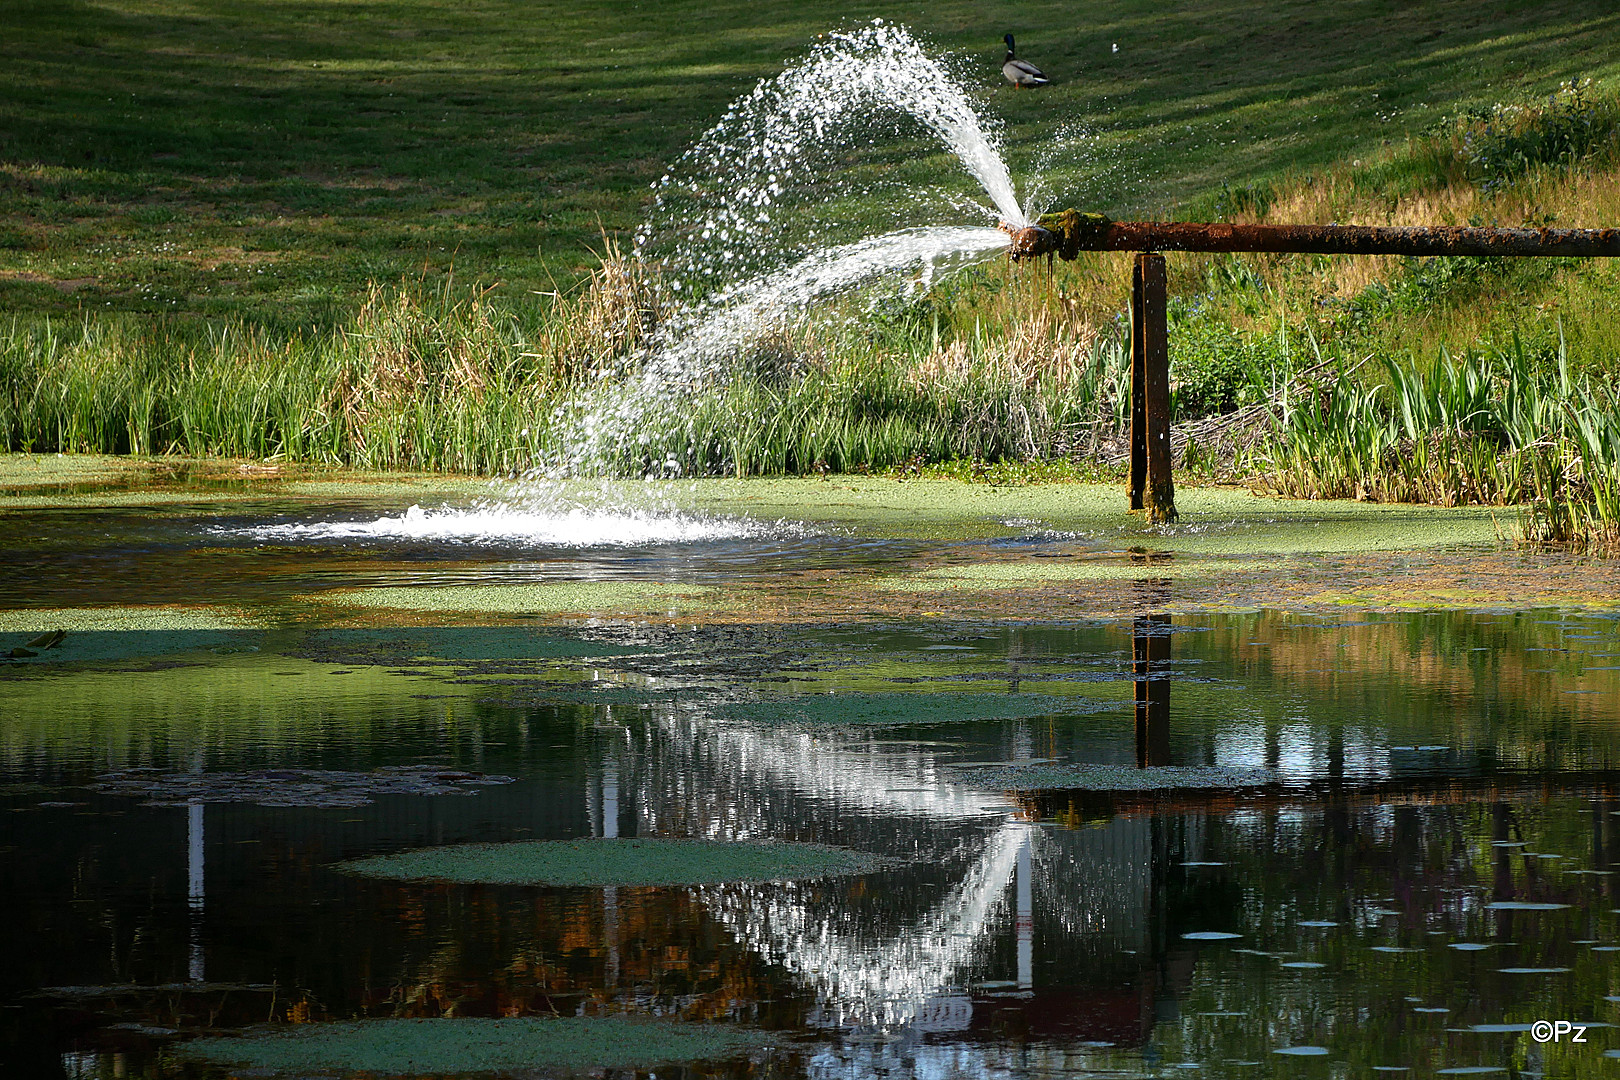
[179,1016,770,1074]
[9,454,1620,623]
[338,838,891,886]
[717,691,1117,728]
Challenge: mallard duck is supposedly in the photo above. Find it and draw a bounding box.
[1002,34,1048,89]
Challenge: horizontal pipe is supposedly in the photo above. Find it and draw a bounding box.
[1007,211,1620,260]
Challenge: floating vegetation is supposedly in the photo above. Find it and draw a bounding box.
[950,762,1277,792]
[1183,931,1242,941]
[337,838,893,887]
[1484,901,1570,911]
[178,1016,772,1074]
[718,691,1108,729]
[89,766,515,808]
[1274,1046,1331,1056]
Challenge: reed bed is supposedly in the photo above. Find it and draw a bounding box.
[0,255,1126,479]
[1256,339,1620,551]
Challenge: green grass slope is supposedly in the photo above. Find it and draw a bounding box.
[2,0,1617,327]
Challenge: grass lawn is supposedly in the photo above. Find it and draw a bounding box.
[3,0,1618,329]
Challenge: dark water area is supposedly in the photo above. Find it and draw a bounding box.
[4,605,1620,1078]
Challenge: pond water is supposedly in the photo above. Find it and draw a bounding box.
[2,485,1618,1078]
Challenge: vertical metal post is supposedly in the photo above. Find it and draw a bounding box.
[1129,261,1147,510]
[1132,253,1177,523]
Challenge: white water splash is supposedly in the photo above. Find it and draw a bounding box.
[557,226,1012,475]
[234,502,796,547]
[542,22,1035,480]
[639,21,1024,301]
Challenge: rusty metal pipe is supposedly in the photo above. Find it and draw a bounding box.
[1011,211,1620,259]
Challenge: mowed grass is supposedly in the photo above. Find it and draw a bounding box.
[2,0,1619,329]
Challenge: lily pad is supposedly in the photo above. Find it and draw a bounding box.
[1484,902,1569,911]
[337,838,892,887]
[1182,931,1242,941]
[1274,1046,1330,1056]
[953,763,1277,792]
[179,1016,769,1074]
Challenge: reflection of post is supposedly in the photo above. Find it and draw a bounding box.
[187,800,205,982]
[602,756,620,988]
[1015,830,1032,990]
[1134,615,1171,767]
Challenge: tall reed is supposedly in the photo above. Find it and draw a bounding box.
[1259,335,1620,550]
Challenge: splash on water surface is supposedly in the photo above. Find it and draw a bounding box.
[236,502,797,547]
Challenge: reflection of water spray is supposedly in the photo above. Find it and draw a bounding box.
[705,821,1033,1030]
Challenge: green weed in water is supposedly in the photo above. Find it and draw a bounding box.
[337,837,893,886]
[179,1016,771,1074]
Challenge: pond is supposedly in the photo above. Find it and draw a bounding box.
[2,462,1617,1078]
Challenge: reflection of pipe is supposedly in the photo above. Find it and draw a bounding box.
[187,801,204,982]
[1134,615,1171,768]
[602,756,620,987]
[1015,831,1032,990]
[602,758,619,840]
[1492,801,1514,940]
[187,749,205,983]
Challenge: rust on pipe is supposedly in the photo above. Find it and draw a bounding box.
[1005,210,1620,260]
